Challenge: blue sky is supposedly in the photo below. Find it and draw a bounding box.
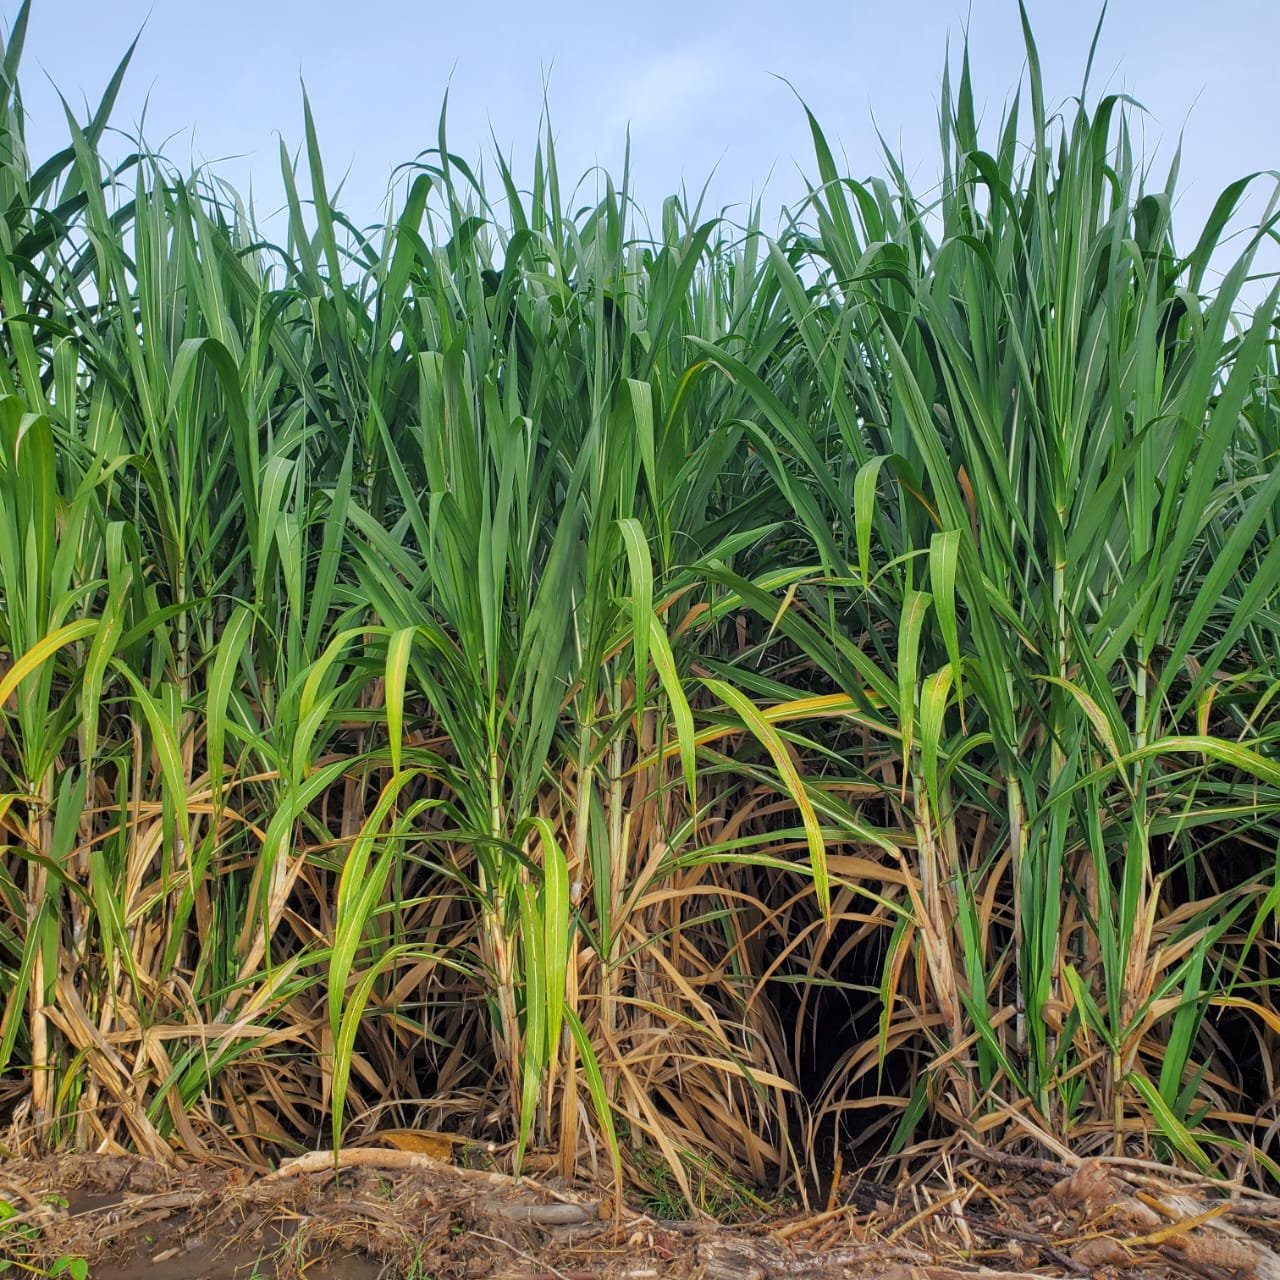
[6,1,1278,259]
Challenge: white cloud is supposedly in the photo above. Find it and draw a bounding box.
[609,42,730,136]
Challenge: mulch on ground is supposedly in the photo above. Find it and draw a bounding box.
[4,1142,1280,1279]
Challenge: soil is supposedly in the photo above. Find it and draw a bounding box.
[5,1145,1280,1280]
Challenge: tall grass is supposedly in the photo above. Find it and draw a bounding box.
[1,0,1278,1198]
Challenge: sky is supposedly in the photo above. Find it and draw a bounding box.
[4,1,1279,265]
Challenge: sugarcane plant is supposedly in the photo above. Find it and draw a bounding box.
[0,0,1278,1201]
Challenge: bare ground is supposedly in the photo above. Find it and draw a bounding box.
[5,1144,1280,1280]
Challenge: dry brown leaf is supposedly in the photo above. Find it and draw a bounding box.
[376,1129,460,1158]
[1049,1160,1116,1218]
[1071,1238,1132,1268]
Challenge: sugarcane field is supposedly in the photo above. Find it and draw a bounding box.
[2,1,1280,1275]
